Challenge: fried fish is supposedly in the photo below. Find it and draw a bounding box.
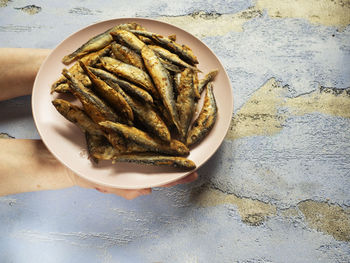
[99,121,189,156]
[186,82,217,146]
[100,56,158,99]
[141,45,181,134]
[62,23,137,65]
[79,61,133,123]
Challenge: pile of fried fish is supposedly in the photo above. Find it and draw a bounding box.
[51,22,218,170]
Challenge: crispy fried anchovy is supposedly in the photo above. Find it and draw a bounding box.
[192,69,200,100]
[130,30,198,65]
[86,131,148,160]
[62,23,137,65]
[129,100,171,142]
[176,68,197,141]
[79,61,133,124]
[134,24,154,44]
[104,127,152,154]
[52,98,144,156]
[99,121,189,156]
[62,69,122,124]
[158,57,182,73]
[111,42,146,71]
[141,45,181,134]
[97,76,171,142]
[85,135,196,169]
[80,44,112,65]
[110,29,146,53]
[52,99,104,136]
[149,45,200,72]
[103,129,129,153]
[186,82,217,146]
[88,67,153,104]
[198,69,219,94]
[100,56,158,99]
[113,154,196,169]
[52,45,112,92]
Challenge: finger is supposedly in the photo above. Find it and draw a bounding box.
[96,187,152,200]
[119,188,152,200]
[161,172,198,188]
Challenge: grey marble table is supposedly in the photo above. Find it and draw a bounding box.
[1,0,349,262]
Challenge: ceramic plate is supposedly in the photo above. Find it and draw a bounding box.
[32,18,233,189]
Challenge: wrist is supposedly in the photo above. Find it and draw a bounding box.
[0,48,51,101]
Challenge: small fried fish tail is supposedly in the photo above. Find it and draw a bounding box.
[198,69,219,94]
[52,83,70,94]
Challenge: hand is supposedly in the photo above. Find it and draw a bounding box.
[0,138,198,197]
[68,169,198,200]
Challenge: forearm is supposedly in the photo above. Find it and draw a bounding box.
[0,139,74,196]
[0,48,51,101]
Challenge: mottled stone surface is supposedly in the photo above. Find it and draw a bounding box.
[1,0,349,262]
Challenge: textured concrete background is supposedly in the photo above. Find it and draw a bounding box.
[0,0,349,262]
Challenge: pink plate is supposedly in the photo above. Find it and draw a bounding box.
[32,18,233,189]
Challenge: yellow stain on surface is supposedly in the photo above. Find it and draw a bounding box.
[158,8,262,37]
[286,88,350,118]
[0,0,9,7]
[226,79,350,140]
[159,0,350,38]
[191,185,350,241]
[298,200,350,242]
[256,0,350,28]
[226,78,288,140]
[191,186,277,226]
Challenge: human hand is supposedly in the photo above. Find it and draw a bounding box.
[67,169,198,200]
